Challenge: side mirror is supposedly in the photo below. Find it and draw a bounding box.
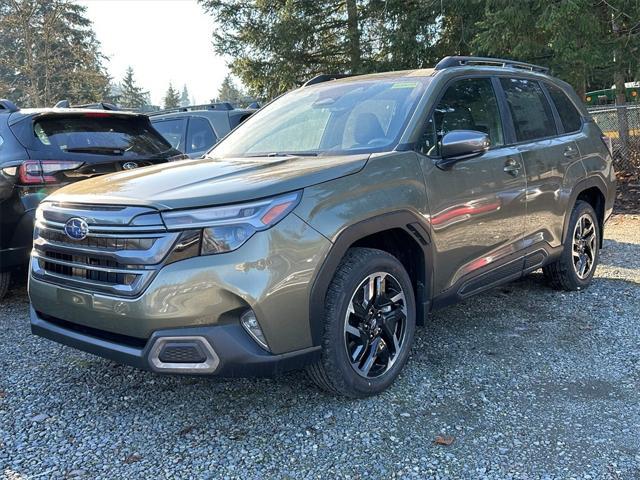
[437,130,490,169]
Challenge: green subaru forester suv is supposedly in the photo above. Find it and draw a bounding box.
[29,57,615,397]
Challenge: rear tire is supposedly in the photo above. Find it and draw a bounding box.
[307,248,416,398]
[0,271,10,301]
[543,200,600,291]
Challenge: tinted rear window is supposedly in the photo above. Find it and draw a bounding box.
[152,117,186,150]
[545,83,582,133]
[500,78,557,142]
[186,117,217,153]
[32,115,172,157]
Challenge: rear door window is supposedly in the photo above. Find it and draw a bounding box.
[152,117,187,150]
[186,117,217,154]
[32,115,172,158]
[545,83,582,133]
[500,78,557,142]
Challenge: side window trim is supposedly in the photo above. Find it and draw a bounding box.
[184,117,192,153]
[416,74,507,159]
[539,81,565,135]
[492,76,517,145]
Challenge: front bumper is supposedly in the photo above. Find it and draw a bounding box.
[31,307,320,376]
[29,214,332,355]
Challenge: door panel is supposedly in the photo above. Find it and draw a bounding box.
[417,77,527,295]
[517,137,584,248]
[499,77,585,248]
[421,148,527,294]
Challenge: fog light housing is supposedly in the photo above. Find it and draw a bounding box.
[240,310,269,351]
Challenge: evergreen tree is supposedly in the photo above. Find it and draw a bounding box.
[118,67,148,108]
[163,82,180,109]
[0,0,110,107]
[199,0,370,99]
[214,75,247,106]
[180,85,190,107]
[199,0,639,101]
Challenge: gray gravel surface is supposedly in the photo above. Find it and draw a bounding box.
[1,215,639,479]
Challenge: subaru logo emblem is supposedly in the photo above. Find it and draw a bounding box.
[122,161,139,170]
[64,217,89,241]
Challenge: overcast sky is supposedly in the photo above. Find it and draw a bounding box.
[80,0,228,106]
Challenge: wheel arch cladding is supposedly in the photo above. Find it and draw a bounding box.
[564,177,607,249]
[308,211,433,345]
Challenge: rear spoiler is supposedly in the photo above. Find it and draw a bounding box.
[8,108,143,127]
[54,99,120,110]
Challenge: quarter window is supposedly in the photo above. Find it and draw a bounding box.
[546,83,582,133]
[500,78,557,142]
[186,117,217,153]
[152,118,186,150]
[422,77,504,157]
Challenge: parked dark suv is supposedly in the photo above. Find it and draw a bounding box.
[0,101,184,299]
[29,57,615,397]
[149,103,255,158]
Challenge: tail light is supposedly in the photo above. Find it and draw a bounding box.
[17,160,83,185]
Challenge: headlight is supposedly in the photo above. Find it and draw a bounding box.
[162,191,301,255]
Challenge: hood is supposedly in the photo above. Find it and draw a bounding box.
[46,154,369,210]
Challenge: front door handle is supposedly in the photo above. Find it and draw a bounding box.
[563,146,579,159]
[503,157,521,176]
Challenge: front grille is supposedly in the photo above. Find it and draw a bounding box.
[41,251,138,285]
[39,228,156,251]
[32,202,180,297]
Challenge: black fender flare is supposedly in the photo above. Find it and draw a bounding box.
[307,210,433,346]
[561,175,608,246]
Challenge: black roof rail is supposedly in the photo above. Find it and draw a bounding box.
[147,102,235,116]
[0,99,19,112]
[303,74,352,87]
[434,56,549,74]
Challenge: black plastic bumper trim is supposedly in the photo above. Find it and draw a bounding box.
[30,307,321,377]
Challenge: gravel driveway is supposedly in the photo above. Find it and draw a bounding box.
[1,215,639,480]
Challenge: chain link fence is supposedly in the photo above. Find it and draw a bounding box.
[588,104,640,180]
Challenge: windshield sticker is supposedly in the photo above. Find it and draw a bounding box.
[391,82,418,89]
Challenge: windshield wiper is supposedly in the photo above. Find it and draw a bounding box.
[246,151,319,158]
[64,147,125,155]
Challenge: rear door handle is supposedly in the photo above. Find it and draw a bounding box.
[563,146,579,158]
[503,157,521,176]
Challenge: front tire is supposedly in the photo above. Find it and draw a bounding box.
[543,200,600,291]
[307,248,416,398]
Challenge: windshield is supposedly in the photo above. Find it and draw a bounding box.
[209,77,429,158]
